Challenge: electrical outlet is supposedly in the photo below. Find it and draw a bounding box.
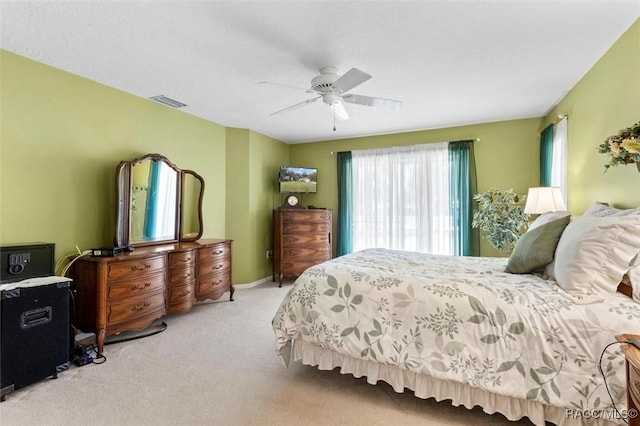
[266,250,273,259]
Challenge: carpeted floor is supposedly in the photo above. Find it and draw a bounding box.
[0,282,534,425]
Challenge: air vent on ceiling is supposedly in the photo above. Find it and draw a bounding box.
[149,95,187,108]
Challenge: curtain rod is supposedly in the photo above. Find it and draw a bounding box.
[539,114,568,134]
[330,138,480,155]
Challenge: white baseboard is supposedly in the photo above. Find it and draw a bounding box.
[234,276,277,289]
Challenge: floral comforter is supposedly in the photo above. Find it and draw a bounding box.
[273,248,639,415]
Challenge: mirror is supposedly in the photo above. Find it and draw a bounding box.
[115,153,204,247]
[181,171,204,240]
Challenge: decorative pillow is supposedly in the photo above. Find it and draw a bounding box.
[506,216,570,274]
[581,202,611,216]
[528,211,571,232]
[582,202,640,217]
[548,215,640,303]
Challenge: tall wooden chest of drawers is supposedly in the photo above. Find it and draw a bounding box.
[273,209,332,286]
[72,239,232,353]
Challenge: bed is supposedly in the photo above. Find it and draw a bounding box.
[272,206,640,426]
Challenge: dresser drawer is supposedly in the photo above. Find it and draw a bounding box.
[282,234,330,246]
[281,210,331,223]
[168,265,195,284]
[197,273,231,297]
[198,243,231,261]
[169,250,196,268]
[106,291,165,325]
[107,255,166,280]
[168,283,195,305]
[282,247,330,260]
[107,272,166,300]
[198,258,231,276]
[282,260,323,277]
[283,222,330,233]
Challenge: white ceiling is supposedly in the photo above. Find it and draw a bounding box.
[1,1,638,144]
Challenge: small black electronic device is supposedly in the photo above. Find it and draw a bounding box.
[91,246,132,257]
[73,353,94,367]
[70,331,96,367]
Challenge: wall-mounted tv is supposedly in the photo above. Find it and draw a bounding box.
[279,166,317,194]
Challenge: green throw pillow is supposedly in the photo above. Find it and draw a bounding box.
[505,215,571,274]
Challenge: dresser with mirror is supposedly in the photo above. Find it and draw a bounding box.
[71,153,233,353]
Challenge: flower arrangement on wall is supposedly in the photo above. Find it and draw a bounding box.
[472,188,528,253]
[598,121,640,171]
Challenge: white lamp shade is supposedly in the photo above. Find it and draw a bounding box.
[524,187,566,214]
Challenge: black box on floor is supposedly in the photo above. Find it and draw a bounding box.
[0,243,55,284]
[0,279,70,401]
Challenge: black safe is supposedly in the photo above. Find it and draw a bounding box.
[0,279,71,401]
[0,243,55,284]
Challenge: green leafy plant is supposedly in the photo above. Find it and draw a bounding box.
[598,121,640,171]
[472,188,528,253]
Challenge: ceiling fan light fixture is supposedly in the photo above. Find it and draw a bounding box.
[329,101,349,121]
[264,66,402,122]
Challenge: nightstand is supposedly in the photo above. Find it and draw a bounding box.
[616,334,640,426]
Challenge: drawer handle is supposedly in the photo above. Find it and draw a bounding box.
[213,264,224,270]
[130,302,150,312]
[178,257,192,263]
[131,264,151,272]
[178,290,191,297]
[212,279,223,285]
[212,250,223,255]
[131,282,151,291]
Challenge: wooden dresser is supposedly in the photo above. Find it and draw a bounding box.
[617,333,640,426]
[273,209,332,286]
[72,239,232,353]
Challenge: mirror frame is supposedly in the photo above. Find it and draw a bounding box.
[115,153,204,247]
[180,169,205,242]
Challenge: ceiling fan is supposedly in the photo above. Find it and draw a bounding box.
[260,67,402,127]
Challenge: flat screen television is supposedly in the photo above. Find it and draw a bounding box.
[279,166,317,193]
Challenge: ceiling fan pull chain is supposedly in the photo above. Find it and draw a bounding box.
[333,106,337,131]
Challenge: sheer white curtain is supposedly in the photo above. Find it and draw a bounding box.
[351,142,451,254]
[551,117,568,203]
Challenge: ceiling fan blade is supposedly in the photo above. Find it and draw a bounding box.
[342,94,403,111]
[332,68,371,95]
[328,101,349,121]
[270,96,321,116]
[258,81,312,93]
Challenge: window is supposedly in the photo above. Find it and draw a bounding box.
[351,142,452,254]
[540,117,568,203]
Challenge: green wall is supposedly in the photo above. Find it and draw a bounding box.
[225,128,288,283]
[543,19,640,213]
[0,50,227,265]
[290,118,542,257]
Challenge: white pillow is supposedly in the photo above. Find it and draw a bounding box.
[548,215,640,303]
[582,202,640,217]
[582,202,611,216]
[528,211,571,232]
[628,265,640,303]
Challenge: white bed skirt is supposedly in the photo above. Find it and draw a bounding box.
[290,340,620,426]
